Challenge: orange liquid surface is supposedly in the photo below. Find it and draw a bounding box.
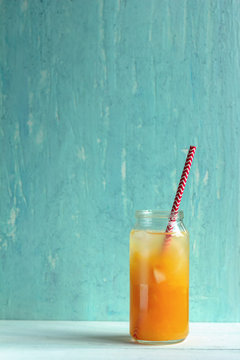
[130,230,189,342]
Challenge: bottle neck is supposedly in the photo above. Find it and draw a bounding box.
[134,210,184,232]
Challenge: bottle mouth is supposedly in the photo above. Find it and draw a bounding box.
[135,209,184,220]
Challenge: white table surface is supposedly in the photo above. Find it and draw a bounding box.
[0,321,239,360]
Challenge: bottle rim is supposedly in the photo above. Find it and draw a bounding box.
[135,209,184,220]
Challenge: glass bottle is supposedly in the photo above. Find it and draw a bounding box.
[129,209,189,344]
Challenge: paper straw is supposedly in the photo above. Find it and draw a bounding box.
[164,145,196,246]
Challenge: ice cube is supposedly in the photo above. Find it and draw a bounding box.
[153,268,166,283]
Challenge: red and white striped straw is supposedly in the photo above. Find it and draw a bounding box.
[164,145,196,244]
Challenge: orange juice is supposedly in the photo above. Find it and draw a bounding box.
[130,228,189,343]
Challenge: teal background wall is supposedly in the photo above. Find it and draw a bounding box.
[0,0,240,321]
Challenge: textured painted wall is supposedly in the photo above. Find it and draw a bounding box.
[0,0,240,321]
